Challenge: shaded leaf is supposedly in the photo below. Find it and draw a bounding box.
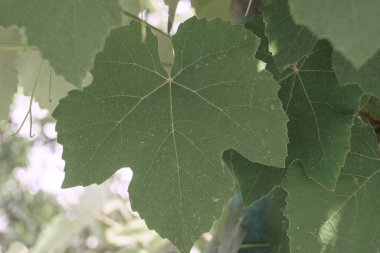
[333,51,380,98]
[288,0,380,68]
[285,120,380,253]
[223,149,286,207]
[244,16,279,78]
[53,18,289,252]
[278,40,362,190]
[261,0,316,71]
[0,0,122,86]
[267,187,289,253]
[0,26,19,121]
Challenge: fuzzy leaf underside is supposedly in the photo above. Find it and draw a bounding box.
[53,18,289,252]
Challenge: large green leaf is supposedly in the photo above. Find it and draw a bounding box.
[288,0,380,68]
[223,149,286,207]
[285,120,380,253]
[332,51,380,98]
[0,27,19,121]
[0,0,122,86]
[53,18,289,252]
[191,0,231,20]
[261,0,316,72]
[278,40,362,190]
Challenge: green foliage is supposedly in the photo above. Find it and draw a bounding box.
[0,1,380,252]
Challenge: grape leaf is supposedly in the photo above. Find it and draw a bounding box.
[223,149,286,207]
[285,120,380,253]
[288,0,380,68]
[278,40,362,190]
[332,51,380,98]
[191,0,232,20]
[17,50,92,113]
[0,26,20,121]
[53,18,289,252]
[0,0,122,86]
[261,0,316,71]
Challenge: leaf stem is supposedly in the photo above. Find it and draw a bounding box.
[122,10,171,38]
[13,61,43,138]
[245,0,253,16]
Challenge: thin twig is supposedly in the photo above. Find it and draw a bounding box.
[122,10,171,39]
[245,0,253,16]
[13,61,43,138]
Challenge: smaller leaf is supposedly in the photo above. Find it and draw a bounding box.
[278,40,362,190]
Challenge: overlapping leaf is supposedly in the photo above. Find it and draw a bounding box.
[285,120,380,253]
[0,0,122,86]
[0,27,20,121]
[278,40,362,190]
[261,0,316,71]
[333,51,380,98]
[53,18,289,252]
[288,0,380,68]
